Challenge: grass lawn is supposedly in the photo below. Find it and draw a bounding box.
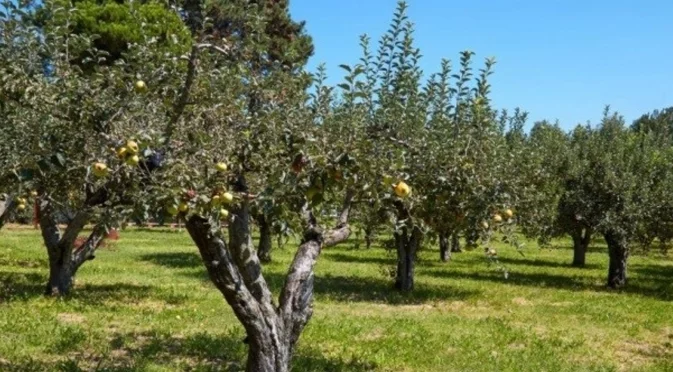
[0,227,672,371]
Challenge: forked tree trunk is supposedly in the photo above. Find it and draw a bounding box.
[571,227,592,267]
[450,232,461,252]
[257,215,272,263]
[0,195,16,230]
[185,187,354,371]
[439,233,450,262]
[604,230,628,289]
[39,200,106,296]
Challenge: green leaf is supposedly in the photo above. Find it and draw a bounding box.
[51,153,66,169]
[337,83,350,91]
[338,64,352,73]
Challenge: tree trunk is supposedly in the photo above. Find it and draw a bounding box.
[439,233,450,262]
[46,256,74,295]
[185,189,354,372]
[394,226,422,291]
[450,232,461,252]
[257,215,272,263]
[39,200,106,296]
[364,226,373,249]
[246,337,291,372]
[604,230,628,289]
[571,228,592,267]
[571,230,585,267]
[0,195,15,230]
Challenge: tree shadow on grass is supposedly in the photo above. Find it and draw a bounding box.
[266,272,480,305]
[324,252,394,266]
[427,267,673,301]
[0,269,176,306]
[548,244,606,254]
[496,256,601,270]
[141,252,480,305]
[324,250,448,268]
[630,264,673,280]
[0,271,45,302]
[139,251,203,269]
[1,330,377,371]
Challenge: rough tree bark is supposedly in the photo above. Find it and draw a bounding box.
[257,215,272,263]
[0,195,16,230]
[604,230,628,289]
[450,232,461,252]
[38,200,107,296]
[185,189,354,371]
[571,227,592,267]
[439,232,450,262]
[394,225,422,291]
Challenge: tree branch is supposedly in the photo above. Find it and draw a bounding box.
[185,215,271,331]
[228,201,275,307]
[57,209,92,252]
[196,42,230,56]
[70,223,107,273]
[164,45,199,150]
[38,200,61,251]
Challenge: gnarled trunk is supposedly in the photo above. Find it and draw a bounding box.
[604,230,628,288]
[439,233,450,262]
[185,187,355,371]
[39,200,106,296]
[571,227,592,267]
[257,215,272,263]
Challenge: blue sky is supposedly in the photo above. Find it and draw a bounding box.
[290,0,673,130]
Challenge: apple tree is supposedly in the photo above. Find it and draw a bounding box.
[327,1,524,291]
[0,0,194,294]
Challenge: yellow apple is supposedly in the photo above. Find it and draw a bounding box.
[481,221,489,229]
[504,209,514,218]
[178,202,189,213]
[126,140,139,154]
[117,147,128,158]
[30,191,38,197]
[219,209,229,219]
[394,181,411,198]
[134,80,147,93]
[166,205,179,216]
[92,162,108,178]
[215,162,228,172]
[221,192,234,204]
[16,203,26,211]
[126,155,140,166]
[493,214,503,223]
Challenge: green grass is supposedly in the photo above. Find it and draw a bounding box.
[1,227,672,371]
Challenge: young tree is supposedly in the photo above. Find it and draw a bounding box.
[330,2,521,290]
